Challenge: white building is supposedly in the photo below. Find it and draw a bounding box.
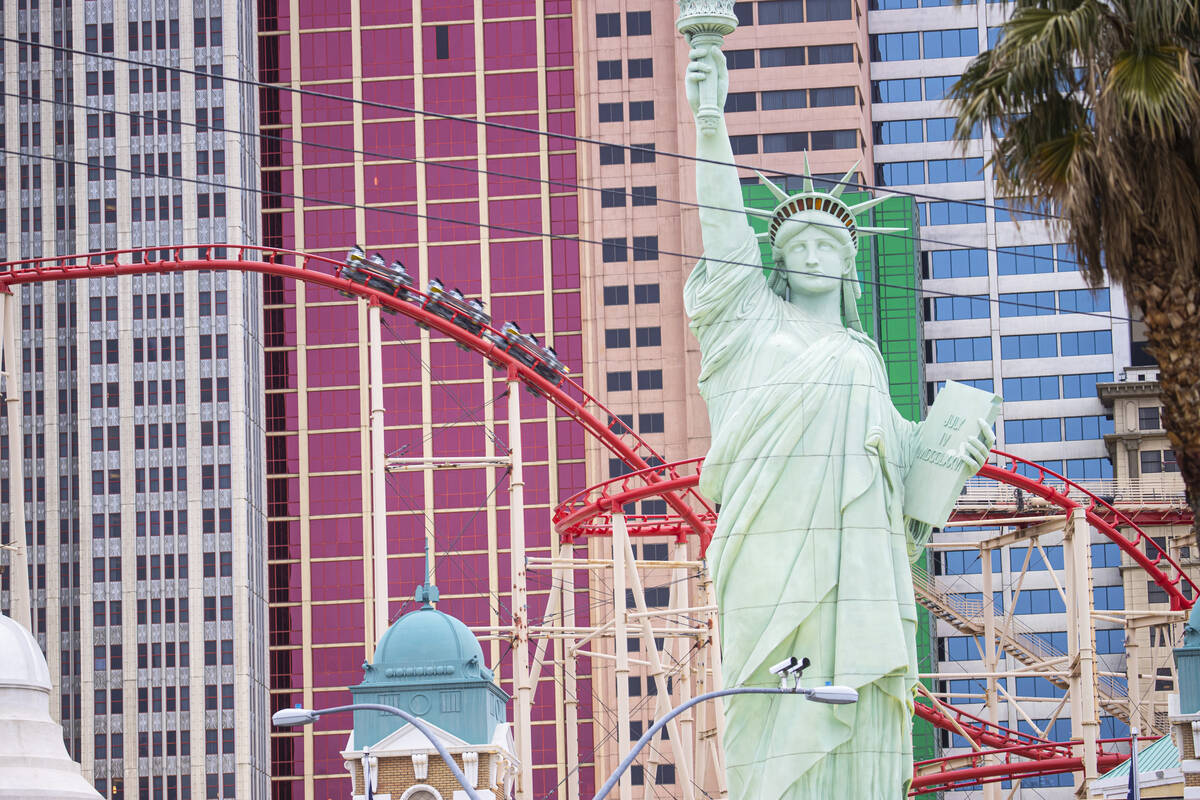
[0,2,267,799]
[867,2,1134,796]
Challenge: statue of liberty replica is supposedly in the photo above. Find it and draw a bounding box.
[677,3,996,797]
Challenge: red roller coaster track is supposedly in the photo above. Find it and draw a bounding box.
[0,244,1179,793]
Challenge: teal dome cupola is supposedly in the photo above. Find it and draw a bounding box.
[351,575,509,749]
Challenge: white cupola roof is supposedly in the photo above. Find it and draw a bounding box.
[0,613,103,799]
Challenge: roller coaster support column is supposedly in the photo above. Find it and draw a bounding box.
[694,565,727,796]
[1,288,30,630]
[611,514,634,800]
[506,369,534,800]
[1125,631,1143,736]
[559,536,581,800]
[616,517,696,799]
[1065,506,1100,796]
[368,302,390,643]
[980,544,1001,800]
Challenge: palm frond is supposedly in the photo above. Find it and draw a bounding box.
[1106,45,1200,138]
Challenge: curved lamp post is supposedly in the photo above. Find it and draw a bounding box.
[592,683,858,800]
[272,702,486,800]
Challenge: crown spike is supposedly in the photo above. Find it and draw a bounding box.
[802,153,814,194]
[847,193,895,216]
[829,161,861,199]
[755,171,790,204]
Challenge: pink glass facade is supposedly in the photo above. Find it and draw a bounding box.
[259,1,592,796]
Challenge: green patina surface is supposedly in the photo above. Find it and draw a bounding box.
[742,185,938,776]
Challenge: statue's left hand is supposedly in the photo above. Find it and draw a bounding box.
[956,418,996,474]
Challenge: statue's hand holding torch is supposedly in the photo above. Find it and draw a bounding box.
[677,0,738,134]
[685,46,729,134]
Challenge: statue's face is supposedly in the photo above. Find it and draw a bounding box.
[779,223,852,298]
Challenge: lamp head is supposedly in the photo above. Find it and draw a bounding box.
[272,707,320,726]
[806,685,859,705]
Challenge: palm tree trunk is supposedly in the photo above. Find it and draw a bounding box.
[1126,275,1200,538]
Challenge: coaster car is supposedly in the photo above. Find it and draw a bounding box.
[338,248,416,309]
[419,279,492,345]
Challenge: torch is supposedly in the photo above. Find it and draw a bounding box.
[676,0,740,132]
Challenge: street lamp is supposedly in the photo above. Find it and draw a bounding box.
[592,681,858,800]
[271,702,486,800]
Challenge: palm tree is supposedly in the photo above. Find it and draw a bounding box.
[951,1,1200,529]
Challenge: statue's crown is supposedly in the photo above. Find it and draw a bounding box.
[749,155,905,251]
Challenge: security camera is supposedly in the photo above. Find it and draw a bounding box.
[770,657,799,677]
[769,656,811,690]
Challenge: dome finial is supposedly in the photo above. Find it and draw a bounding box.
[414,532,439,608]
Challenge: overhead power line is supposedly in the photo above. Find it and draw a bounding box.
[0,142,1133,325]
[1,34,1062,222]
[0,85,1080,276]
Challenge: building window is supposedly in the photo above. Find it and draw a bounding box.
[932,295,990,321]
[875,119,924,145]
[1059,330,1112,356]
[435,25,449,59]
[760,46,805,67]
[1002,376,1060,402]
[639,413,665,433]
[763,132,808,153]
[631,186,657,206]
[724,92,758,113]
[1004,418,1062,444]
[809,43,853,64]
[632,236,659,261]
[926,249,988,279]
[626,11,651,36]
[1000,333,1057,360]
[809,87,856,107]
[927,157,985,183]
[759,0,805,24]
[607,371,632,392]
[599,144,624,165]
[870,32,920,61]
[629,100,654,121]
[634,284,660,304]
[876,161,925,186]
[923,28,980,59]
[810,129,858,150]
[628,58,653,78]
[596,12,621,37]
[998,291,1056,318]
[600,188,626,208]
[630,143,656,163]
[761,89,806,111]
[637,369,663,390]
[807,0,852,20]
[871,77,922,103]
[1138,406,1161,431]
[598,102,624,123]
[932,337,992,363]
[603,285,629,306]
[602,238,628,262]
[597,60,622,80]
[729,134,759,155]
[733,2,754,25]
[635,326,661,347]
[726,49,755,69]
[605,329,631,348]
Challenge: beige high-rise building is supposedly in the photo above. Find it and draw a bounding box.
[1098,367,1193,735]
[0,2,268,798]
[573,1,873,792]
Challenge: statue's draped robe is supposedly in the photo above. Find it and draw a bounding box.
[684,226,923,799]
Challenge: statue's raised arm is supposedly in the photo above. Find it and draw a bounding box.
[684,45,753,264]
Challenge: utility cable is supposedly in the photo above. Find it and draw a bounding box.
[0,84,1077,277]
[0,143,1135,325]
[3,33,1062,222]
